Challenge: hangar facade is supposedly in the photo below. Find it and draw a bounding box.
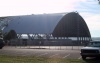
[2,12,91,46]
[53,12,91,45]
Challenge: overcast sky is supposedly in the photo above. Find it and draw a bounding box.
[0,0,100,37]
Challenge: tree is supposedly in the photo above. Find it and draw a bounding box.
[3,30,17,41]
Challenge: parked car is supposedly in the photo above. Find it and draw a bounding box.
[80,41,100,60]
[0,38,5,49]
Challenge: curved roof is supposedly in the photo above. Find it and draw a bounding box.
[3,13,64,34]
[3,12,91,37]
[52,12,91,37]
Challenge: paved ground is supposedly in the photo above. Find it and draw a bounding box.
[0,46,82,59]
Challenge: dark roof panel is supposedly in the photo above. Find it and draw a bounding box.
[52,12,91,37]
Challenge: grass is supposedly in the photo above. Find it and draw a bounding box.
[0,55,85,63]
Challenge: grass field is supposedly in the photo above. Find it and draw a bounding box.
[0,55,86,63]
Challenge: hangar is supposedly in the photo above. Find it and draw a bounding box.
[2,12,91,46]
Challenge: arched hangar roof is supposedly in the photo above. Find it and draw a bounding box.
[3,13,64,34]
[3,12,91,37]
[52,12,91,37]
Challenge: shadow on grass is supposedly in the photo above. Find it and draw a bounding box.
[84,57,100,63]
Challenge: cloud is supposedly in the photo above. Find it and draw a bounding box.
[75,0,100,37]
[78,12,100,37]
[0,0,85,16]
[75,0,100,13]
[81,13,100,37]
[85,14,100,30]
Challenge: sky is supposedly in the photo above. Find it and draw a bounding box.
[0,0,100,37]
